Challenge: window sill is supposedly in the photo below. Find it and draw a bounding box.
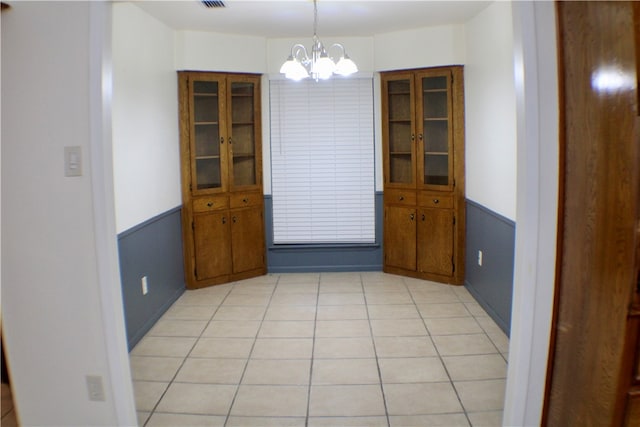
[268,243,380,253]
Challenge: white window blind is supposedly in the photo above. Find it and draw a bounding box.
[270,78,375,244]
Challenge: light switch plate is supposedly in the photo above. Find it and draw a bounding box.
[86,375,105,401]
[64,146,82,177]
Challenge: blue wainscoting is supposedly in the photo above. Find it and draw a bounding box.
[464,199,515,336]
[264,193,384,272]
[118,207,186,350]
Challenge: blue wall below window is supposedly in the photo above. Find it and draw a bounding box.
[264,193,384,272]
[464,199,515,335]
[118,207,186,350]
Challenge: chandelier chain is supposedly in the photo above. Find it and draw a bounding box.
[313,0,318,37]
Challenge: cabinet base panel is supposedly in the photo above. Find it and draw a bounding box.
[186,267,267,290]
[383,265,463,286]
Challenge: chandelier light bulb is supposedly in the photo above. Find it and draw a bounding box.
[335,54,358,76]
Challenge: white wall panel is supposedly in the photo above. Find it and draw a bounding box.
[374,25,466,71]
[464,1,517,220]
[176,30,267,73]
[112,3,181,233]
[1,2,135,425]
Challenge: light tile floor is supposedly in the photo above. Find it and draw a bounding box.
[132,272,509,427]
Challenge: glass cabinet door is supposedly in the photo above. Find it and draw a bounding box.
[190,76,226,192]
[228,77,260,189]
[417,70,453,190]
[384,76,416,186]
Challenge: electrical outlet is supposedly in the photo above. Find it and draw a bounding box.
[478,250,483,266]
[141,276,148,295]
[86,375,105,401]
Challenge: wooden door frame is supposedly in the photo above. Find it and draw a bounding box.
[543,1,640,424]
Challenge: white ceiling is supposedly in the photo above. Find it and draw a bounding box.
[133,0,492,38]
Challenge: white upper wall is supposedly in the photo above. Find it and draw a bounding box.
[374,24,466,71]
[464,1,517,220]
[176,30,267,73]
[112,2,182,233]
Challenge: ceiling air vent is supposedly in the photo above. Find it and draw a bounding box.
[202,0,226,8]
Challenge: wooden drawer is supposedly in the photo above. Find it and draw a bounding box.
[193,195,228,212]
[418,192,453,209]
[385,189,416,206]
[230,192,262,209]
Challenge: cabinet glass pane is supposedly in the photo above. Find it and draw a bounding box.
[390,154,412,183]
[196,158,222,189]
[195,124,220,157]
[193,81,219,123]
[422,76,447,90]
[424,154,449,185]
[387,79,413,184]
[423,121,448,153]
[231,81,257,186]
[422,75,450,187]
[193,80,222,190]
[389,122,412,153]
[423,91,448,118]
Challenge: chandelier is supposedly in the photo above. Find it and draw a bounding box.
[280,0,358,81]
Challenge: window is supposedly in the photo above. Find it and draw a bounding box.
[270,78,375,244]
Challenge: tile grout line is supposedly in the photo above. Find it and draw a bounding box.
[304,273,322,427]
[362,274,392,427]
[223,276,280,427]
[405,278,473,427]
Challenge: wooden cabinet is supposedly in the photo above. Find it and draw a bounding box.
[178,71,266,288]
[381,66,465,285]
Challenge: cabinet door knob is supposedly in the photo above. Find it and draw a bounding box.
[433,199,439,204]
[399,196,404,201]
[418,134,423,141]
[422,214,425,221]
[243,198,248,203]
[229,137,233,145]
[207,202,213,207]
[410,213,415,220]
[411,134,415,141]
[232,216,237,223]
[222,217,226,224]
[220,136,224,144]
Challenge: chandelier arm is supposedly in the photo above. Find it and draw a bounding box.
[291,44,310,64]
[328,43,347,61]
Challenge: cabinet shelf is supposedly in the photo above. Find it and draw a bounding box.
[196,155,221,160]
[195,121,219,126]
[390,151,412,155]
[423,118,448,121]
[423,89,447,93]
[232,122,254,126]
[425,152,448,156]
[194,93,219,97]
